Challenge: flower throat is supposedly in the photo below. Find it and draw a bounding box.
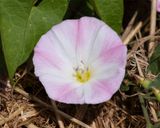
[74,61,91,83]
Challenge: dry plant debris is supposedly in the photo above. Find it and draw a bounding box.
[1,1,160,128]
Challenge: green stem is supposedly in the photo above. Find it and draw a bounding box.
[139,95,153,128]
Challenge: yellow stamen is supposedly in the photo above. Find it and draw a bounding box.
[75,69,91,83]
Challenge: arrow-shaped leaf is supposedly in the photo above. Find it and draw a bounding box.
[0,0,68,78]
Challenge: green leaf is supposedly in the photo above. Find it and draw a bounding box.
[120,84,129,92]
[0,38,7,78]
[148,45,160,74]
[149,75,160,89]
[0,0,68,79]
[91,0,123,33]
[153,123,160,128]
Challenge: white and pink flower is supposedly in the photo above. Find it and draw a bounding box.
[33,17,127,104]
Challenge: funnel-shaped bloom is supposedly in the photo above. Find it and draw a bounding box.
[33,17,127,104]
[157,0,160,12]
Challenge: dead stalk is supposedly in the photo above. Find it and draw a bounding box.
[148,0,157,57]
[14,87,91,128]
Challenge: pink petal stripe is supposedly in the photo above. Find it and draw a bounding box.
[86,24,125,64]
[99,45,127,67]
[41,79,85,104]
[157,0,160,12]
[76,17,105,63]
[84,68,125,104]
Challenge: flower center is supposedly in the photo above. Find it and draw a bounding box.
[73,61,91,83]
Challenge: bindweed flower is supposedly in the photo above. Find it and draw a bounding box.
[157,0,160,12]
[33,17,127,104]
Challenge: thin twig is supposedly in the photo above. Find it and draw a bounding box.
[21,110,39,119]
[0,93,9,100]
[13,68,27,88]
[25,123,39,128]
[90,121,96,128]
[51,100,65,128]
[116,117,126,126]
[149,101,158,122]
[127,35,160,59]
[139,95,153,128]
[134,54,144,77]
[14,87,91,128]
[123,21,143,45]
[121,11,138,40]
[129,35,160,45]
[68,104,88,128]
[0,106,24,125]
[148,0,157,57]
[19,117,36,127]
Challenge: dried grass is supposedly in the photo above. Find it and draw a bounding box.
[1,1,160,128]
